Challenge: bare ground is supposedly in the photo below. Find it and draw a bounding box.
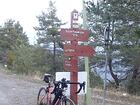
[0,68,43,105]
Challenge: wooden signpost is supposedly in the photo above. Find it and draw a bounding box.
[60,10,94,105]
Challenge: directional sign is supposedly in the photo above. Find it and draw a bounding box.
[60,28,89,41]
[76,45,94,56]
[64,57,78,71]
[64,44,95,57]
[64,45,76,56]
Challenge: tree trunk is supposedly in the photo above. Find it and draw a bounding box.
[108,56,120,87]
[132,68,138,79]
[107,20,120,87]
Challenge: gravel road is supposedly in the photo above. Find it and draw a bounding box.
[0,69,43,105]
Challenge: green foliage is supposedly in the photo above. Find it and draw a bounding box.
[7,50,15,68]
[127,78,140,95]
[86,0,140,91]
[10,44,64,75]
[0,19,29,65]
[34,0,63,44]
[12,45,45,74]
[31,45,64,75]
[3,20,29,48]
[90,71,103,88]
[12,45,33,74]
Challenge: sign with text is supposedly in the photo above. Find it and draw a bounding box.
[60,28,89,41]
[64,44,95,57]
[71,9,79,28]
[64,44,76,56]
[64,57,78,71]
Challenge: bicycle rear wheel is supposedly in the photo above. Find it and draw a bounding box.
[61,97,75,105]
[37,87,50,105]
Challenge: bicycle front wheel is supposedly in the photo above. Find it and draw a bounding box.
[37,87,50,105]
[61,97,75,105]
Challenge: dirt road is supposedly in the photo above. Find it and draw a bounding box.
[0,69,43,105]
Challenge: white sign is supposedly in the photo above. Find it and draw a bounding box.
[71,10,79,28]
[73,12,78,20]
[55,72,87,95]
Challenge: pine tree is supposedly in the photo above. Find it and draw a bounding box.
[86,0,140,89]
[34,1,64,74]
[0,19,29,66]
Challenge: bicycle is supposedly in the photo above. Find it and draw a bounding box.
[37,74,85,105]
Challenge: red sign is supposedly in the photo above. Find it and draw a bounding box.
[64,44,95,57]
[60,28,89,41]
[76,45,94,56]
[64,45,76,56]
[64,57,78,71]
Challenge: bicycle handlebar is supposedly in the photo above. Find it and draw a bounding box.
[75,82,85,94]
[53,78,85,94]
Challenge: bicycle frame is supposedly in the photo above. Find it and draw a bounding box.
[37,77,85,105]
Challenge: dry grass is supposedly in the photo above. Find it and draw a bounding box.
[78,88,140,105]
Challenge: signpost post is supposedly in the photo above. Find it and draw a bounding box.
[60,9,94,105]
[70,10,79,105]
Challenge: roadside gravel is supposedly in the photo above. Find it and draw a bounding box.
[0,69,44,105]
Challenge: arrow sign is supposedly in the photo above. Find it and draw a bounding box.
[60,28,89,41]
[64,44,95,57]
[76,45,95,56]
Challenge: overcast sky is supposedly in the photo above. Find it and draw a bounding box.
[0,0,84,44]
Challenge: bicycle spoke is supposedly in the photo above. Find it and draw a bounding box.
[61,97,75,105]
[37,87,50,105]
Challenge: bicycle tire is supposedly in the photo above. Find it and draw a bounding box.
[37,87,50,105]
[61,96,75,105]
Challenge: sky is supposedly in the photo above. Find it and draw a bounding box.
[0,0,84,44]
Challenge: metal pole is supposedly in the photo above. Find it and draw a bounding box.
[82,0,92,105]
[103,42,107,105]
[53,36,56,73]
[103,25,110,105]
